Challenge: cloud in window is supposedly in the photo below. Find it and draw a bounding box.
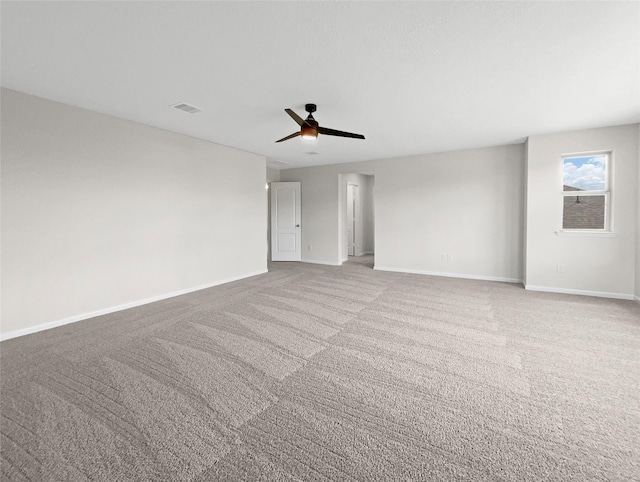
[563,155,606,191]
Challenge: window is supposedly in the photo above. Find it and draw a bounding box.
[561,152,610,231]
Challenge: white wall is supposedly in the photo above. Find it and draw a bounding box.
[267,168,281,182]
[281,144,524,281]
[374,145,524,281]
[525,123,639,299]
[1,88,267,338]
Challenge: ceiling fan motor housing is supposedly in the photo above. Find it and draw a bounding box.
[303,104,318,138]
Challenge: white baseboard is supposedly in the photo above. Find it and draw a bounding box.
[525,284,634,300]
[634,295,640,304]
[0,269,268,342]
[356,251,374,256]
[301,259,342,266]
[373,266,521,284]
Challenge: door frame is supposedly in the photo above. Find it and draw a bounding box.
[270,181,301,261]
[347,182,358,257]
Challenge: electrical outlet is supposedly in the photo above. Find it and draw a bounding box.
[308,244,312,251]
[446,254,452,261]
[556,264,565,273]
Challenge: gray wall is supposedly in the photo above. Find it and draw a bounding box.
[1,88,267,338]
[525,123,639,298]
[281,144,524,281]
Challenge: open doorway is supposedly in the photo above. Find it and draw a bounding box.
[339,173,375,264]
[347,183,358,256]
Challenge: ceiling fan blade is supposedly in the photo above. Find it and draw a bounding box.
[285,109,308,126]
[275,131,301,143]
[318,126,365,140]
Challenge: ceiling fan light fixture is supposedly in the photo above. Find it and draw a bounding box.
[301,125,318,140]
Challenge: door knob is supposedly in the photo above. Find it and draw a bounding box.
[296,224,300,227]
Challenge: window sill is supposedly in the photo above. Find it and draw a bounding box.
[554,230,617,237]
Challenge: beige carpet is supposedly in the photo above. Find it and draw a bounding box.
[1,256,639,481]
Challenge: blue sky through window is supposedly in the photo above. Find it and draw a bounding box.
[563,155,606,191]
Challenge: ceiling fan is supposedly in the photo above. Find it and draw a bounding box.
[276,103,365,143]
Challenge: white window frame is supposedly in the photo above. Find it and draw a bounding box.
[559,150,612,234]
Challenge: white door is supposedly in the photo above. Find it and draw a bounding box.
[347,183,357,256]
[271,182,301,261]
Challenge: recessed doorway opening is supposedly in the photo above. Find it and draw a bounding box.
[339,173,375,265]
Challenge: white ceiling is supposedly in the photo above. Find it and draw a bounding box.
[2,1,639,169]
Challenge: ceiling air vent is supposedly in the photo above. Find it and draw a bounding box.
[172,103,202,114]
